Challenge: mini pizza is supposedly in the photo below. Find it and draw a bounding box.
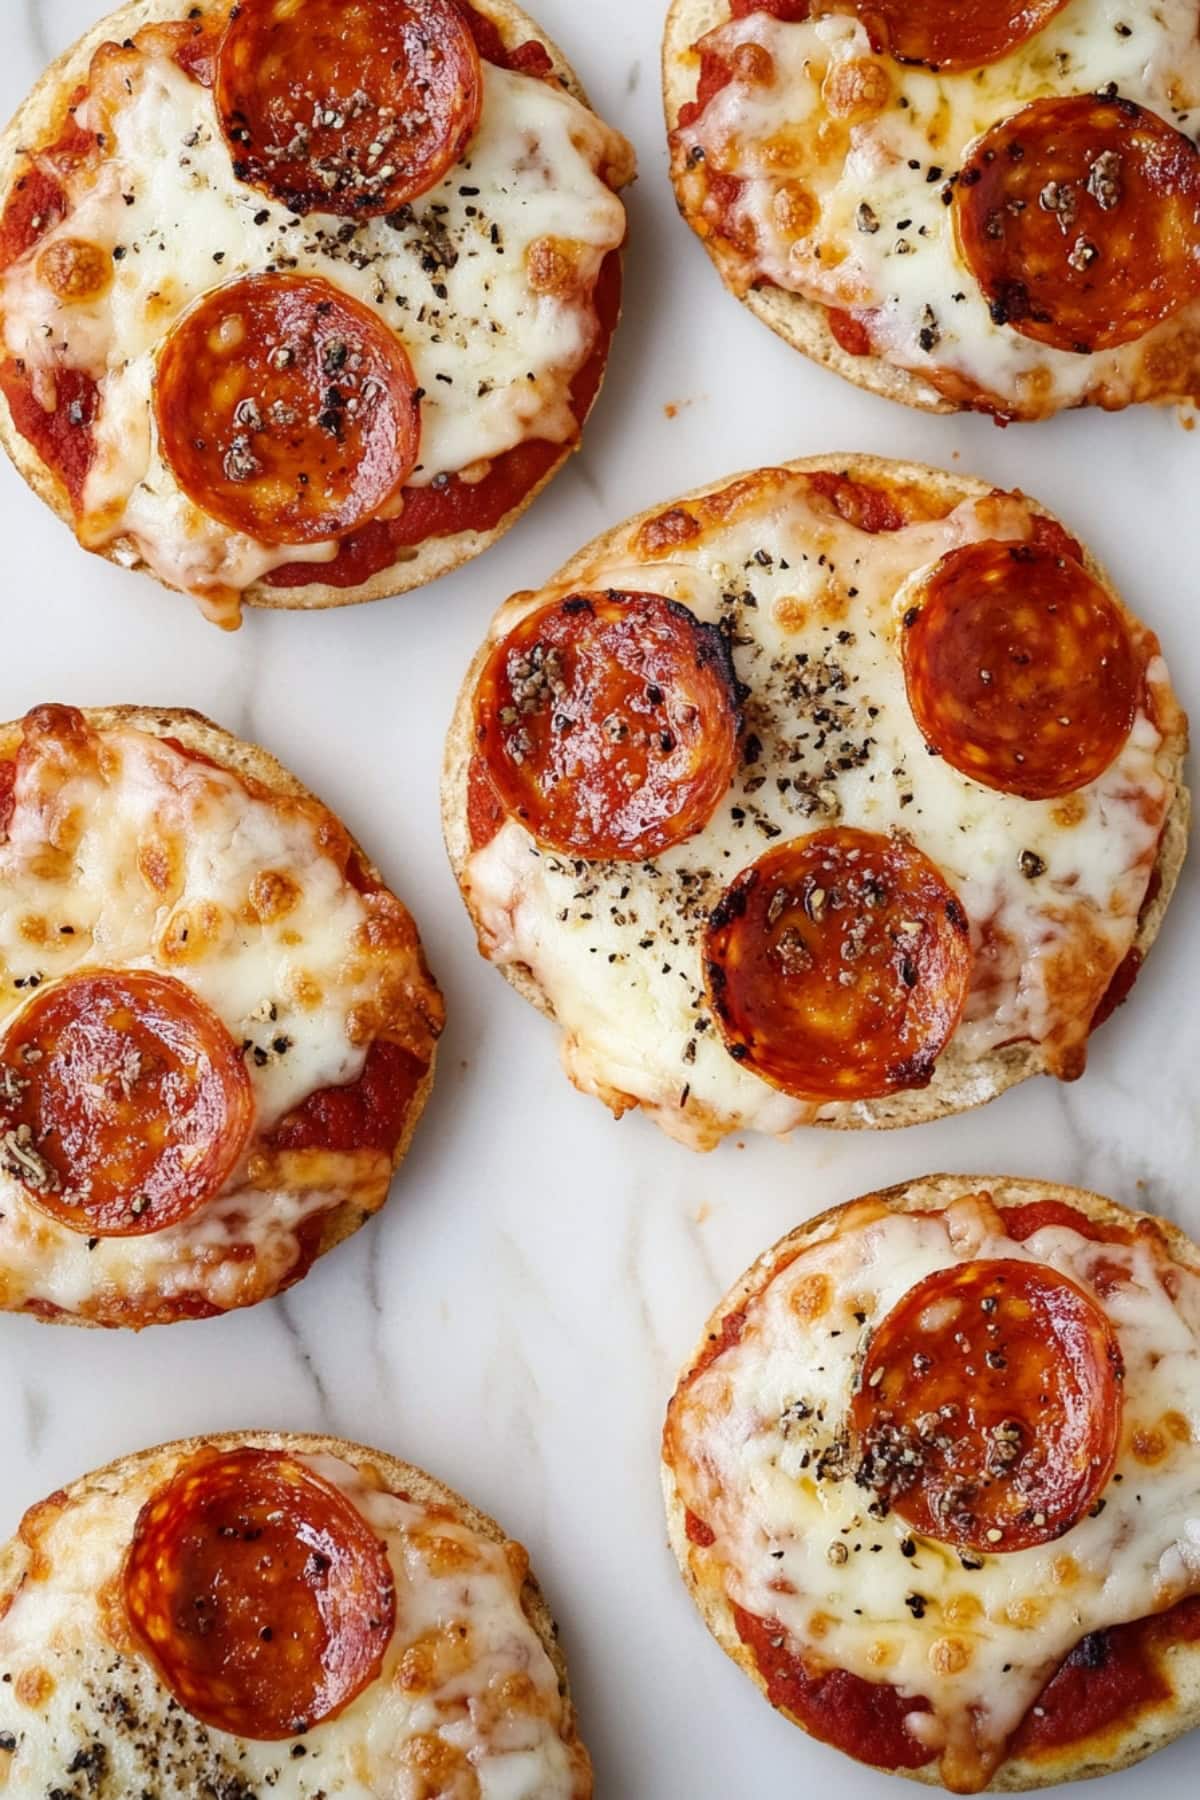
[443,456,1188,1149]
[662,1176,1200,1792]
[664,1,1200,420]
[0,1429,591,1796]
[0,703,443,1326]
[0,0,634,627]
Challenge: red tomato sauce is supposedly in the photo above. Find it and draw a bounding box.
[1013,1598,1200,1755]
[1000,1201,1133,1246]
[269,1037,428,1155]
[828,308,873,356]
[734,1605,935,1770]
[264,248,623,588]
[467,752,506,852]
[806,469,910,533]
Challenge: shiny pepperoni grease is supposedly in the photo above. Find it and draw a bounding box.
[956,95,1200,355]
[216,0,484,217]
[154,273,421,545]
[473,592,742,861]
[901,540,1141,801]
[0,970,254,1237]
[704,828,972,1102]
[124,1449,395,1739]
[851,1259,1123,1554]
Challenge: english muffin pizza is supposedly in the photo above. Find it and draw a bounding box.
[0,0,634,627]
[444,455,1187,1150]
[0,1429,591,1796]
[663,1175,1200,1792]
[665,0,1200,420]
[0,703,443,1327]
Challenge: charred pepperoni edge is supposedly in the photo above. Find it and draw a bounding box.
[265,248,623,587]
[0,2,567,531]
[703,831,971,1101]
[471,590,743,860]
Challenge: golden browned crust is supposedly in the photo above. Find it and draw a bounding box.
[661,1175,1200,1791]
[0,703,443,1328]
[0,0,630,614]
[0,1428,591,1791]
[441,453,1190,1137]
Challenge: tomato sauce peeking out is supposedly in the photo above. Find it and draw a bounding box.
[263,249,624,588]
[269,1037,427,1154]
[901,539,1141,801]
[215,0,484,218]
[851,1258,1123,1554]
[956,95,1200,356]
[734,1604,935,1770]
[124,1448,396,1739]
[704,827,972,1102]
[0,969,254,1238]
[473,591,741,861]
[1012,1596,1200,1754]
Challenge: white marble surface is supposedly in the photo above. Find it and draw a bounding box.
[2,2,1200,1793]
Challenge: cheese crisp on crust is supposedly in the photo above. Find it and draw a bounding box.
[0,0,633,625]
[0,1430,592,1798]
[662,1176,1200,1793]
[664,0,1200,420]
[443,456,1188,1150]
[0,705,443,1327]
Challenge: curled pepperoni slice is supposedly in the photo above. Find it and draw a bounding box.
[901,540,1140,800]
[703,828,971,1102]
[841,1,1069,71]
[155,274,421,546]
[473,592,741,861]
[956,95,1200,354]
[124,1448,395,1739]
[0,970,253,1237]
[850,1259,1123,1554]
[216,0,483,217]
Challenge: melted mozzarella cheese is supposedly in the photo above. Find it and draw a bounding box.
[0,1449,585,1799]
[673,0,1200,414]
[0,716,437,1317]
[664,1187,1200,1791]
[463,474,1180,1147]
[0,25,630,608]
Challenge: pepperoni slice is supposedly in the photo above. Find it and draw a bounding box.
[956,95,1200,354]
[124,1448,395,1739]
[850,1259,1123,1554]
[704,828,971,1102]
[473,593,741,861]
[154,274,421,546]
[0,970,254,1237]
[840,1,1069,71]
[901,540,1140,801]
[216,0,483,217]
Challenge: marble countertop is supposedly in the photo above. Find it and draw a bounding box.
[3,2,1200,1794]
